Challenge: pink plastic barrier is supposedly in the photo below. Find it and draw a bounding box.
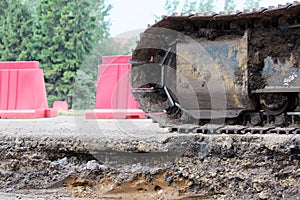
[0,61,57,118]
[85,56,145,119]
[53,101,69,112]
[0,61,39,69]
[96,55,138,109]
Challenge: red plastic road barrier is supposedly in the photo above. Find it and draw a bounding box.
[85,55,146,119]
[102,55,131,65]
[0,61,57,118]
[0,61,39,69]
[53,101,69,112]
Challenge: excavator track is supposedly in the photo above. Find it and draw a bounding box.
[131,2,300,133]
[150,111,300,134]
[171,125,300,134]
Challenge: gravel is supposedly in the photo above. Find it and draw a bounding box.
[0,116,299,199]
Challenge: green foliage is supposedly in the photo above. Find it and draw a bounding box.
[164,0,180,15]
[163,0,215,13]
[0,0,34,61]
[198,0,215,13]
[243,0,261,9]
[31,0,111,108]
[224,0,236,11]
[182,0,197,13]
[72,69,96,109]
[47,95,62,109]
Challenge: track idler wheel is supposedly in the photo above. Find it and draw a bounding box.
[274,114,286,126]
[250,113,262,126]
[286,93,299,112]
[259,93,289,115]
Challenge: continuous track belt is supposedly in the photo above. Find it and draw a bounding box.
[170,125,300,134]
[168,112,300,134]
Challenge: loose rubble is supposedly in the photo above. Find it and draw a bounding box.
[174,135,300,199]
[0,132,299,199]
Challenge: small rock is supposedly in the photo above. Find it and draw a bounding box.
[158,189,163,195]
[137,141,151,152]
[99,164,108,171]
[58,157,68,166]
[150,167,163,175]
[259,191,270,200]
[131,163,143,173]
[253,182,263,193]
[86,160,99,170]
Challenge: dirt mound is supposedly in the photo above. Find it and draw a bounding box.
[64,170,197,200]
[174,135,300,199]
[0,133,300,199]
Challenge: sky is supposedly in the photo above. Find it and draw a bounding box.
[107,0,292,37]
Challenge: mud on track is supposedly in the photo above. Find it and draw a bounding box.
[0,116,300,199]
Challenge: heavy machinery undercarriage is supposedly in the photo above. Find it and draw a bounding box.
[130,2,300,133]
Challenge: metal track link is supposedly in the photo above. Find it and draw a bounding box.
[169,125,300,134]
[165,111,300,134]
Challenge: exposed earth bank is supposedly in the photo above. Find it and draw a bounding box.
[0,116,299,199]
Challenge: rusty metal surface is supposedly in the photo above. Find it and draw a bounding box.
[176,34,248,110]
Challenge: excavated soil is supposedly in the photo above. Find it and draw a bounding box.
[0,116,300,199]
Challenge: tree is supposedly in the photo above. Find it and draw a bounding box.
[164,0,180,15]
[198,0,215,13]
[182,0,197,13]
[21,0,38,8]
[32,0,111,107]
[224,0,236,11]
[244,0,261,9]
[163,0,215,14]
[0,0,34,61]
[72,69,96,110]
